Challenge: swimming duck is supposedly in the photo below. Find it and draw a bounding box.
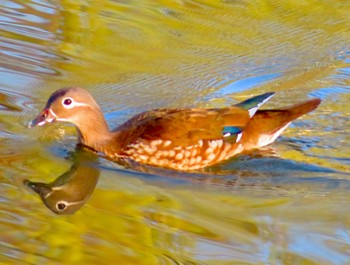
[29,87,320,170]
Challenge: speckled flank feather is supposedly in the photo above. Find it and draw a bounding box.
[122,138,244,170]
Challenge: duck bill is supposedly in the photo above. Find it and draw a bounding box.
[28,109,56,128]
[23,179,53,198]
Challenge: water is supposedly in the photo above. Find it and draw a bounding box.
[0,0,350,264]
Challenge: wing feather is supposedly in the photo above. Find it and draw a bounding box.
[115,106,250,147]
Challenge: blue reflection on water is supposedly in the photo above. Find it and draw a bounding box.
[217,73,282,95]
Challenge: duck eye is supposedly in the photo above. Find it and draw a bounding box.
[63,98,72,106]
[56,201,68,211]
[61,97,75,109]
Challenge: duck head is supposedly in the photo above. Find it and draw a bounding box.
[29,87,110,146]
[29,87,104,127]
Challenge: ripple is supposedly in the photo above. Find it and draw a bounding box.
[0,88,37,113]
[0,36,62,77]
[0,0,350,264]
[0,0,61,78]
[208,72,282,101]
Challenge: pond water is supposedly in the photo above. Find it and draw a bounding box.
[1,0,350,264]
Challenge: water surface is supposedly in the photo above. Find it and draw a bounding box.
[0,0,350,264]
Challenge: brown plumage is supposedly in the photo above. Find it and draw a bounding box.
[29,87,321,170]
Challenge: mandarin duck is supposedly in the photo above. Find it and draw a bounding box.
[29,87,321,171]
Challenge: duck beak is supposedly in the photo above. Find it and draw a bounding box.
[23,179,53,198]
[28,109,56,128]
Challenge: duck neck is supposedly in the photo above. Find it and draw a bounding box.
[75,111,115,152]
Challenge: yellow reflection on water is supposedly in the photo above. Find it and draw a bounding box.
[0,0,350,264]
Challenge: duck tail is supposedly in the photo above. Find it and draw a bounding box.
[241,98,321,150]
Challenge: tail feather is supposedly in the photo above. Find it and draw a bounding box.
[281,98,321,120]
[235,92,275,117]
[241,98,321,150]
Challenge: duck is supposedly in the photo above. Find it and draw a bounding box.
[29,87,321,171]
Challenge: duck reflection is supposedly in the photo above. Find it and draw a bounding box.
[24,150,100,214]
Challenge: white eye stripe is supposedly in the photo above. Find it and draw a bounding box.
[61,97,74,109]
[56,201,68,211]
[56,200,83,209]
[61,97,89,109]
[72,102,90,107]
